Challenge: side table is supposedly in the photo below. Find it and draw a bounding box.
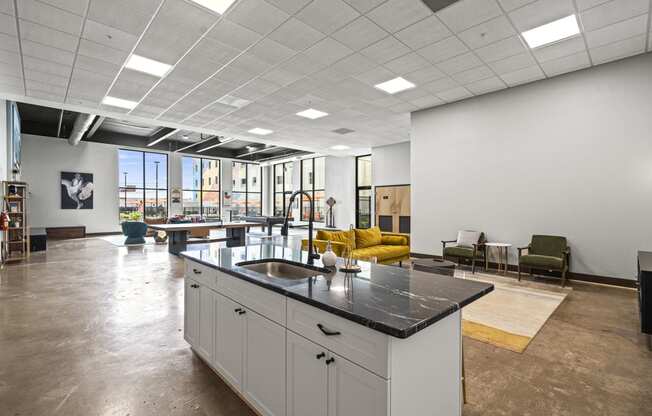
[485,242,512,275]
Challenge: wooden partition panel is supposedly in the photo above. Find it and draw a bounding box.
[375,185,410,234]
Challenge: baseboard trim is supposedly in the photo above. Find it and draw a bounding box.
[410,252,636,288]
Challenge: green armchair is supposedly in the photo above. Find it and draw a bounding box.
[442,231,486,273]
[518,235,570,287]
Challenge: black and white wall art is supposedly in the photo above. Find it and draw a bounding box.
[61,172,94,209]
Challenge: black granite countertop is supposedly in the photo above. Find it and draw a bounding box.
[180,243,494,338]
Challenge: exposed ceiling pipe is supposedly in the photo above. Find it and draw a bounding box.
[68,113,97,146]
[56,109,64,138]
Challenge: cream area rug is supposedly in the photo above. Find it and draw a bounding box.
[455,270,570,353]
[96,235,156,247]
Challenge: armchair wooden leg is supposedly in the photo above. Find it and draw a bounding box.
[518,264,521,281]
[561,269,567,288]
[472,258,476,274]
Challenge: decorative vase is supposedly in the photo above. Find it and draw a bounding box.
[322,240,337,267]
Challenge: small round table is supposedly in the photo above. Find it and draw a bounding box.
[484,242,512,275]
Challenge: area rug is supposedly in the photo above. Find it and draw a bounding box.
[456,271,570,353]
[96,235,157,247]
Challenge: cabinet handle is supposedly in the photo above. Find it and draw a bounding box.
[316,352,325,360]
[325,357,335,365]
[193,268,201,274]
[238,310,246,315]
[191,284,199,288]
[234,308,242,313]
[317,323,341,336]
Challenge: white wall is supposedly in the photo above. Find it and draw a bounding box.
[22,134,121,233]
[412,53,652,280]
[325,156,356,229]
[372,142,410,187]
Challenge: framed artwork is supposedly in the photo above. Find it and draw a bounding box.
[61,172,94,209]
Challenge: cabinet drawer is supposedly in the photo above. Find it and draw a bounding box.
[185,260,218,291]
[217,271,286,326]
[286,299,390,378]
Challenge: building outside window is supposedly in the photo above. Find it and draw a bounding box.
[300,157,325,222]
[356,155,372,228]
[273,162,294,217]
[231,162,262,219]
[119,149,168,222]
[181,156,220,218]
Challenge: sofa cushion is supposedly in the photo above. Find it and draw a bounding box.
[381,235,407,246]
[316,229,355,249]
[456,230,480,248]
[519,254,563,270]
[353,245,410,262]
[355,226,382,249]
[444,245,483,259]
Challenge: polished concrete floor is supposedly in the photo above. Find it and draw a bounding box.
[0,238,650,415]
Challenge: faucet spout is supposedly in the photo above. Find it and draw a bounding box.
[282,190,320,265]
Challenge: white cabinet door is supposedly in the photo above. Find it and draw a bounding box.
[243,309,287,416]
[196,285,215,361]
[184,278,200,348]
[328,353,389,416]
[287,331,328,416]
[215,293,245,389]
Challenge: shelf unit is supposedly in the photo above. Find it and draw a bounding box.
[2,181,29,263]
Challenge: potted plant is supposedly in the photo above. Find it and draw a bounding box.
[121,211,147,245]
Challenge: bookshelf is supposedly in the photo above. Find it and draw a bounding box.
[2,181,29,263]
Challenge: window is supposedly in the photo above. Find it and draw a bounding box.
[119,149,168,222]
[300,157,325,222]
[356,155,372,228]
[182,157,220,218]
[231,162,262,219]
[273,162,294,217]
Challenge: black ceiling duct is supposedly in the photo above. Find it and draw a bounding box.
[421,0,459,13]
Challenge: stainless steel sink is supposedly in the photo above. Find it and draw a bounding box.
[237,260,330,280]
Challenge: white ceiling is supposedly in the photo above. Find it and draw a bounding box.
[0,0,650,154]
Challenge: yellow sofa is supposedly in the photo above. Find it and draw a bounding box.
[301,227,410,265]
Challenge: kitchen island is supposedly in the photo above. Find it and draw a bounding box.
[181,243,493,416]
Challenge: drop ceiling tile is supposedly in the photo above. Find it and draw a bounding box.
[508,0,575,32]
[82,19,138,52]
[25,78,66,95]
[228,0,290,35]
[269,18,325,51]
[394,15,450,50]
[451,64,494,83]
[585,14,648,48]
[21,39,74,66]
[265,0,312,14]
[78,38,128,65]
[575,0,611,9]
[497,0,537,11]
[0,49,18,64]
[580,0,649,32]
[40,0,88,15]
[540,50,590,76]
[488,51,536,73]
[206,19,261,51]
[215,53,270,83]
[0,13,16,36]
[88,0,159,36]
[74,54,121,77]
[437,86,472,102]
[417,36,468,64]
[305,37,354,65]
[109,69,159,101]
[393,86,429,101]
[458,15,516,49]
[383,52,430,74]
[27,88,65,101]
[360,36,412,63]
[388,101,418,113]
[437,0,503,32]
[475,35,528,62]
[403,65,446,83]
[589,34,646,64]
[0,75,24,89]
[19,19,78,52]
[409,94,445,108]
[69,67,113,95]
[366,0,432,33]
[437,52,483,74]
[295,0,360,35]
[353,66,396,85]
[498,64,544,85]
[0,32,19,53]
[23,55,72,77]
[330,53,377,75]
[17,0,83,35]
[24,68,69,87]
[532,36,586,62]
[343,0,386,14]
[464,75,506,94]
[277,53,327,75]
[332,16,388,50]
[0,61,21,78]
[422,76,459,93]
[248,38,296,65]
[0,0,13,14]
[135,0,216,64]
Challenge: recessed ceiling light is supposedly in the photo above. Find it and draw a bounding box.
[330,145,350,150]
[102,96,138,110]
[190,0,236,14]
[248,128,273,136]
[296,108,329,119]
[522,15,580,49]
[125,54,172,77]
[374,77,416,94]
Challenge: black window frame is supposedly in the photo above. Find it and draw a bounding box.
[118,149,169,222]
[355,154,372,228]
[231,161,263,219]
[300,157,325,222]
[273,162,294,217]
[181,156,221,218]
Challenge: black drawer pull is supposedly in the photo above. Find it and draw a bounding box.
[234,308,242,313]
[193,269,201,274]
[238,310,246,315]
[325,357,335,365]
[316,352,325,360]
[317,323,341,336]
[190,284,199,288]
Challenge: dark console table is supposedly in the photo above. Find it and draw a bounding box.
[637,251,652,350]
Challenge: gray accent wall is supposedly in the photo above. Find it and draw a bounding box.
[411,53,652,280]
